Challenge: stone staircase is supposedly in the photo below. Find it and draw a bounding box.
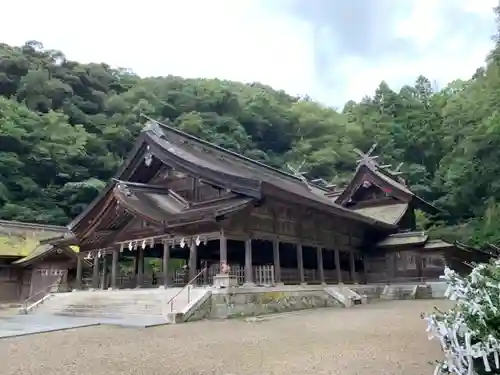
[381,284,416,300]
[350,284,385,302]
[426,281,448,298]
[324,285,366,307]
[31,287,209,326]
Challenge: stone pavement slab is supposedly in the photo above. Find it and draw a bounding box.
[0,314,168,339]
[0,315,100,339]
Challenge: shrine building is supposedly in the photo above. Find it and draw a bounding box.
[61,118,481,290]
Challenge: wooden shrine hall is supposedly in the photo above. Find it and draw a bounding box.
[65,118,481,290]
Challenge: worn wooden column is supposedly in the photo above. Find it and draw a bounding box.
[349,251,357,283]
[415,254,423,281]
[334,249,342,284]
[75,254,83,290]
[188,240,197,281]
[361,255,368,283]
[111,249,119,289]
[100,253,108,289]
[162,242,170,288]
[137,247,144,288]
[219,230,227,266]
[386,252,396,282]
[92,252,100,289]
[316,246,325,284]
[244,238,254,285]
[273,238,282,284]
[296,244,305,284]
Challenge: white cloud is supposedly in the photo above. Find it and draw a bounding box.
[323,0,497,104]
[0,0,497,107]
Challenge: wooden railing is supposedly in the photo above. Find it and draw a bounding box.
[20,277,63,314]
[165,268,207,312]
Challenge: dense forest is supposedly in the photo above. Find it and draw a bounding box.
[1,8,500,245]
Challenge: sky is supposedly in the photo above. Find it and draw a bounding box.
[0,0,498,108]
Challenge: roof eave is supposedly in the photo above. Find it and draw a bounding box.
[68,134,149,232]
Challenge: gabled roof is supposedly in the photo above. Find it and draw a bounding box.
[376,231,429,248]
[335,163,439,214]
[376,232,465,253]
[354,203,409,225]
[0,220,70,257]
[69,118,397,238]
[113,180,254,225]
[10,233,83,268]
[12,243,80,267]
[0,219,67,234]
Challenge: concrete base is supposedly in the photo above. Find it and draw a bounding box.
[213,274,238,288]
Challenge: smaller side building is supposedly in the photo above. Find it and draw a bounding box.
[0,220,83,303]
[330,146,488,282]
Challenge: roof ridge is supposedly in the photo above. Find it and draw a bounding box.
[141,115,309,186]
[0,219,67,232]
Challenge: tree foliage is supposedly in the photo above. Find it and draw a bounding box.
[1,7,500,245]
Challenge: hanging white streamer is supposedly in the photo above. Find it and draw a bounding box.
[424,265,500,375]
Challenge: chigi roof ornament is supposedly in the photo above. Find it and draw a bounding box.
[354,143,379,169]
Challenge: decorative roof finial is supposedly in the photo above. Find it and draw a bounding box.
[286,160,308,183]
[353,143,379,169]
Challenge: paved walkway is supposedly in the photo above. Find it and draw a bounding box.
[0,315,99,339]
[0,314,168,339]
[0,300,452,375]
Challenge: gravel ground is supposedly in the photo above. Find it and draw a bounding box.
[0,300,452,375]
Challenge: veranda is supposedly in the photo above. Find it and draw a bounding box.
[76,231,362,290]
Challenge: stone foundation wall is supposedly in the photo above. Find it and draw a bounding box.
[179,282,450,323]
[208,288,343,319]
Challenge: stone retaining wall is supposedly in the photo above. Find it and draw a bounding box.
[184,287,343,321]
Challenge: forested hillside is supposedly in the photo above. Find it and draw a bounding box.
[1,8,500,245]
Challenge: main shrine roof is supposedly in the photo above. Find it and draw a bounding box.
[68,117,396,244]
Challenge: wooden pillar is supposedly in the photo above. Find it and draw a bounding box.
[111,249,119,289]
[416,253,423,281]
[316,246,325,284]
[349,251,357,283]
[100,254,108,289]
[386,252,396,282]
[244,238,253,285]
[133,251,139,277]
[362,255,368,283]
[273,238,282,284]
[92,252,99,289]
[334,249,342,284]
[296,244,305,284]
[188,240,197,281]
[162,242,170,288]
[137,247,144,288]
[75,254,83,290]
[219,230,227,265]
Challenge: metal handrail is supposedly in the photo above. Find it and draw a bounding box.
[368,276,428,284]
[166,268,206,312]
[20,278,63,314]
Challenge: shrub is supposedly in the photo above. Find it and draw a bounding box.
[424,262,500,375]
